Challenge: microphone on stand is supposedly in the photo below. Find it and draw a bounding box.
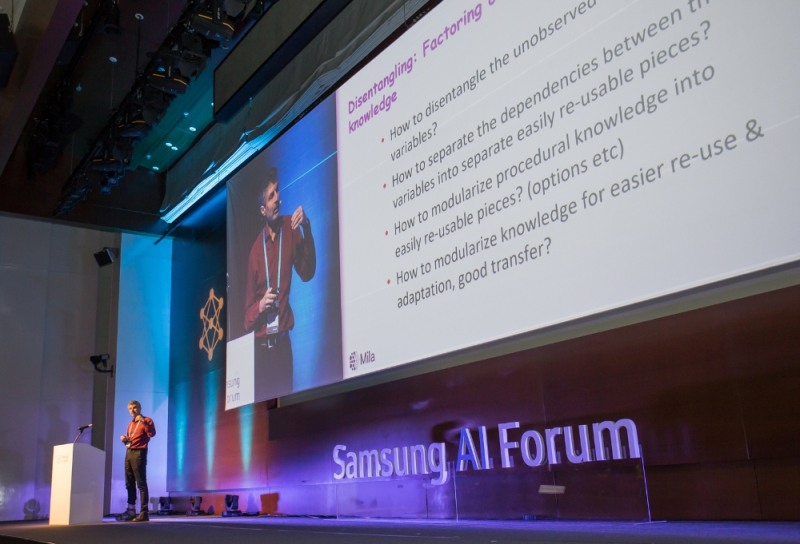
[74,423,93,443]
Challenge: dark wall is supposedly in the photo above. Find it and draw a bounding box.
[167,190,799,520]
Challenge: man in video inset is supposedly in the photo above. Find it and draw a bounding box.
[244,166,316,398]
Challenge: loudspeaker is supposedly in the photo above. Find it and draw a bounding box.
[0,14,18,88]
[93,247,117,267]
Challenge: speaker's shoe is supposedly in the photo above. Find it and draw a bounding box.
[132,511,150,522]
[115,510,136,522]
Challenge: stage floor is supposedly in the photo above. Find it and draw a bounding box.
[1,515,799,544]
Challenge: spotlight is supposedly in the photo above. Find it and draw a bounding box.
[178,31,208,76]
[157,497,174,515]
[89,136,130,178]
[116,109,150,140]
[98,171,122,194]
[188,496,204,516]
[101,0,121,34]
[222,494,242,517]
[93,247,117,267]
[90,354,113,375]
[131,86,172,124]
[146,48,189,95]
[190,0,235,43]
[89,155,124,174]
[147,70,189,95]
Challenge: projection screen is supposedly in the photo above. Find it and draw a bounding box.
[226,0,800,408]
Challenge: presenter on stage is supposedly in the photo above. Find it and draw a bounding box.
[116,400,156,522]
[244,166,316,399]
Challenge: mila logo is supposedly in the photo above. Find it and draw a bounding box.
[348,352,358,371]
[349,350,376,371]
[360,351,376,364]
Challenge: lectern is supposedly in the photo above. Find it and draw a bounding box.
[49,443,105,525]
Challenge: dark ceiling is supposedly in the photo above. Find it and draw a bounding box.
[0,0,270,235]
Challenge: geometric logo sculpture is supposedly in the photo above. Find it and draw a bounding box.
[199,288,224,361]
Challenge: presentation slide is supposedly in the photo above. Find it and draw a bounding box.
[335,0,800,378]
[227,0,799,406]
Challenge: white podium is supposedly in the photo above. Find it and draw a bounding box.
[50,443,106,525]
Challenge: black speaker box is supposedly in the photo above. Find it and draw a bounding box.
[0,14,18,87]
[93,248,116,267]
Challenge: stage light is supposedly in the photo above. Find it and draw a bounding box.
[117,109,151,140]
[89,155,124,174]
[89,137,129,179]
[98,170,123,194]
[101,0,121,34]
[157,496,174,515]
[222,494,242,517]
[178,30,208,76]
[188,495,204,515]
[89,353,114,375]
[131,85,172,124]
[190,0,235,44]
[90,354,108,365]
[146,55,189,95]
